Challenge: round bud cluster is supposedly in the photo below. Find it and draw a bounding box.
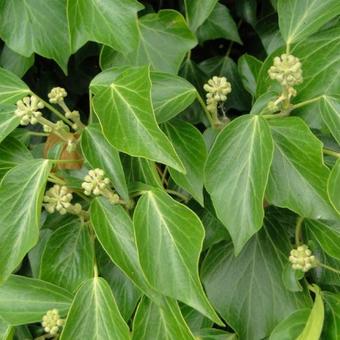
[44,185,74,214]
[42,309,64,336]
[15,95,44,125]
[268,54,303,87]
[82,168,111,196]
[65,110,81,130]
[289,245,317,272]
[48,87,67,104]
[204,76,232,113]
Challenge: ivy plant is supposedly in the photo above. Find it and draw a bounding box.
[0,0,339,339]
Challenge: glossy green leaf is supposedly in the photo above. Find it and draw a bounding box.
[205,115,274,254]
[238,54,262,97]
[304,219,340,260]
[297,285,324,340]
[266,117,339,220]
[67,0,142,54]
[323,292,340,339]
[0,106,19,144]
[60,278,130,340]
[39,221,94,292]
[0,0,71,72]
[181,305,213,332]
[132,297,195,340]
[0,318,12,340]
[80,123,129,201]
[0,46,34,78]
[269,308,310,340]
[197,3,241,44]
[277,0,340,45]
[235,0,257,26]
[328,159,340,214]
[0,137,32,179]
[201,213,311,340]
[194,328,237,340]
[0,68,30,105]
[320,95,340,144]
[93,65,184,172]
[133,189,222,325]
[164,120,207,205]
[0,275,72,325]
[100,264,142,321]
[100,10,196,74]
[282,263,303,292]
[151,72,196,123]
[184,0,218,32]
[90,197,154,297]
[0,159,51,283]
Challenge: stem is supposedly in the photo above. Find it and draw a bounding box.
[323,148,340,158]
[161,166,168,187]
[295,216,304,246]
[166,189,189,202]
[262,110,291,119]
[319,263,340,274]
[50,159,83,164]
[48,173,66,185]
[27,131,50,137]
[292,96,322,110]
[36,116,70,143]
[196,93,216,127]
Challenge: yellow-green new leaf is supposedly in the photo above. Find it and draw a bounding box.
[133,189,222,325]
[0,275,72,325]
[297,285,324,340]
[132,297,195,340]
[93,65,185,172]
[60,278,130,340]
[0,159,51,283]
[205,115,274,254]
[278,0,340,45]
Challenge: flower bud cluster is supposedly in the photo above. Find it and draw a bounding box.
[44,184,82,215]
[268,54,303,88]
[41,309,64,336]
[82,168,111,196]
[203,76,232,113]
[65,110,82,130]
[15,95,44,125]
[289,245,317,272]
[48,87,67,104]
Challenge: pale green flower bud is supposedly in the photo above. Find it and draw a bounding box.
[268,53,303,87]
[15,95,44,126]
[48,87,67,104]
[43,185,73,214]
[41,309,64,336]
[82,168,111,196]
[43,124,53,133]
[204,76,232,108]
[289,244,317,272]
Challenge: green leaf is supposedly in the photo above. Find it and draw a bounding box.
[320,95,340,145]
[100,263,142,321]
[0,318,12,340]
[0,0,71,73]
[194,328,237,340]
[67,0,142,54]
[0,159,51,283]
[269,308,310,340]
[0,68,30,105]
[277,0,340,45]
[181,305,213,332]
[266,117,339,220]
[0,105,19,144]
[90,197,154,297]
[133,189,222,325]
[164,120,207,205]
[197,3,241,44]
[132,297,195,340]
[60,278,130,340]
[304,219,340,261]
[201,212,311,340]
[0,46,34,78]
[205,115,274,254]
[151,72,196,123]
[328,159,340,213]
[282,263,303,292]
[297,285,324,340]
[92,65,185,172]
[184,0,218,32]
[235,0,257,26]
[80,123,129,201]
[0,137,32,179]
[39,221,94,292]
[100,10,197,74]
[0,275,72,325]
[323,292,340,339]
[238,54,262,97]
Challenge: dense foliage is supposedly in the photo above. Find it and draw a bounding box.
[0,0,339,339]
